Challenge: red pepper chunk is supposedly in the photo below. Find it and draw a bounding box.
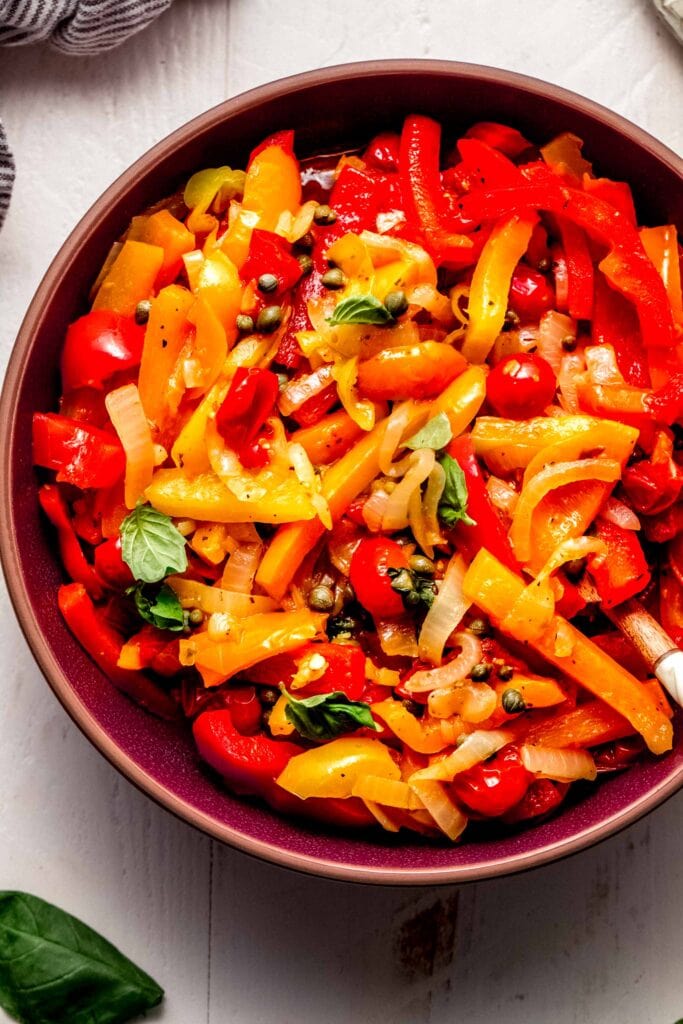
[215,367,279,459]
[33,413,125,490]
[363,132,401,172]
[241,229,302,295]
[94,536,134,588]
[589,517,651,609]
[464,121,531,159]
[592,274,650,388]
[58,583,178,719]
[451,744,533,817]
[555,217,594,321]
[61,310,145,393]
[39,485,103,598]
[289,382,339,427]
[246,642,366,702]
[622,458,682,516]
[456,138,525,189]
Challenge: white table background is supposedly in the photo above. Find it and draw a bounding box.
[0,2,682,1021]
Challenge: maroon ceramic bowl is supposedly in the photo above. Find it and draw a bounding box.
[2,60,682,885]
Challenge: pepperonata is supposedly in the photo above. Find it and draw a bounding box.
[33,117,683,842]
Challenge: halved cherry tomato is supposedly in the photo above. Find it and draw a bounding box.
[227,686,263,736]
[61,310,145,392]
[363,132,401,172]
[450,744,532,817]
[508,264,556,322]
[501,778,569,824]
[486,352,556,419]
[94,536,134,588]
[357,342,467,401]
[349,537,409,618]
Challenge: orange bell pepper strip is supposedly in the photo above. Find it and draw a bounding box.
[640,225,683,329]
[255,366,487,601]
[192,251,242,338]
[138,284,194,430]
[221,142,301,269]
[128,210,195,286]
[371,699,449,754]
[463,548,673,754]
[186,296,227,393]
[519,700,635,748]
[92,240,164,317]
[292,408,366,465]
[461,213,537,364]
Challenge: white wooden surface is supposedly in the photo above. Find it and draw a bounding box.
[0,2,682,1021]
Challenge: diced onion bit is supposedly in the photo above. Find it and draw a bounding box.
[409,781,468,841]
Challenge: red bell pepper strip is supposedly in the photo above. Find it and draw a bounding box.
[245,642,367,701]
[588,517,651,609]
[215,367,279,457]
[555,217,594,320]
[226,686,263,736]
[646,373,683,426]
[61,310,145,393]
[94,536,135,588]
[248,129,295,166]
[400,115,474,262]
[642,504,683,543]
[33,413,125,490]
[458,172,675,349]
[71,493,103,546]
[456,138,525,188]
[622,457,682,516]
[289,382,339,427]
[363,132,401,172]
[592,274,650,387]
[58,583,178,719]
[464,121,531,159]
[328,163,401,235]
[240,228,303,295]
[39,485,103,598]
[583,177,637,226]
[447,435,520,573]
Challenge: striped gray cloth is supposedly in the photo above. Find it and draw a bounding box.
[0,0,173,230]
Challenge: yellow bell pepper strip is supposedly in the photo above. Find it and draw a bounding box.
[471,414,627,475]
[276,737,401,800]
[167,577,275,616]
[182,609,326,687]
[137,284,194,430]
[351,775,425,810]
[185,297,227,393]
[495,674,567,710]
[221,140,301,269]
[540,132,592,181]
[522,420,638,484]
[292,408,366,465]
[92,240,164,317]
[192,251,242,338]
[255,367,487,600]
[462,548,673,754]
[183,166,246,235]
[145,468,318,524]
[461,213,537,364]
[640,225,683,328]
[509,458,621,566]
[128,210,195,286]
[371,699,449,754]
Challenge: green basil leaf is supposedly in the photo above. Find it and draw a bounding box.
[405,412,453,451]
[120,503,187,584]
[133,583,185,632]
[327,294,393,326]
[437,453,476,527]
[0,891,163,1024]
[283,688,379,741]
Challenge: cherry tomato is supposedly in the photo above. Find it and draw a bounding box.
[349,537,409,618]
[450,744,532,817]
[357,343,466,402]
[508,264,556,322]
[593,736,645,772]
[61,310,145,392]
[363,132,401,172]
[486,352,556,419]
[227,686,263,736]
[502,778,568,824]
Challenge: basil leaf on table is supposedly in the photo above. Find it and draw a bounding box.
[437,453,476,527]
[327,294,393,326]
[0,891,163,1024]
[132,582,185,631]
[283,688,379,741]
[120,503,187,583]
[405,412,453,451]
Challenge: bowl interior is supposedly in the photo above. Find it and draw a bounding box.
[4,61,683,884]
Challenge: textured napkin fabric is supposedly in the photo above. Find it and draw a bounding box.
[0,0,173,229]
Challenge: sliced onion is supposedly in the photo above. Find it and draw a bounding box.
[408,781,468,841]
[362,489,391,532]
[407,631,481,693]
[275,199,317,243]
[406,283,454,324]
[376,616,418,658]
[167,577,275,616]
[537,310,576,373]
[486,475,519,515]
[428,682,497,723]
[520,744,597,782]
[362,800,400,832]
[599,500,641,531]
[328,528,362,576]
[279,364,334,416]
[557,352,586,414]
[289,441,332,529]
[105,383,155,509]
[359,230,437,285]
[376,210,407,234]
[421,462,446,549]
[410,729,512,782]
[382,449,435,531]
[586,344,623,385]
[417,555,470,665]
[220,542,262,593]
[378,401,414,477]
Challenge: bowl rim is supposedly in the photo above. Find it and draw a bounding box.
[2,58,683,886]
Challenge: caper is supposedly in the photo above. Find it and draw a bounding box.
[295,232,314,252]
[236,313,254,334]
[561,334,577,351]
[308,584,336,611]
[497,664,514,682]
[502,688,527,714]
[537,257,551,273]
[188,608,205,626]
[403,589,421,608]
[260,687,280,708]
[135,299,151,325]
[341,581,356,605]
[256,306,283,333]
[257,273,279,293]
[297,253,314,276]
[313,204,337,225]
[384,289,409,318]
[408,554,435,577]
[261,708,273,731]
[565,558,585,582]
[469,662,492,682]
[468,617,490,637]
[504,309,520,329]
[389,568,414,593]
[322,267,345,290]
[402,698,424,718]
[326,614,357,639]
